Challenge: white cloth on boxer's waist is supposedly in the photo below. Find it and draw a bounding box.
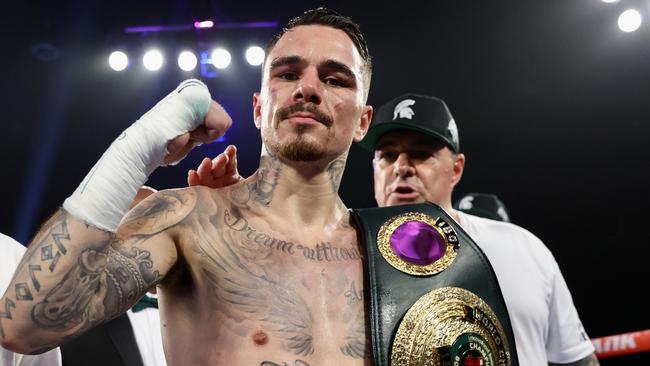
[63,79,211,232]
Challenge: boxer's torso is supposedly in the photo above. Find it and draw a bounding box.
[157,185,370,366]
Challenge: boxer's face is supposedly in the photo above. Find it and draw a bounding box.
[253,25,371,163]
[372,130,465,208]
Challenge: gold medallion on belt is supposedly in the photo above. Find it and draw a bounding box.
[376,212,459,276]
[376,212,513,365]
[391,287,512,365]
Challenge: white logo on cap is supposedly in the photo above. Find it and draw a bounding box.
[448,118,459,147]
[458,196,474,210]
[393,99,416,120]
[496,206,510,222]
[458,194,510,222]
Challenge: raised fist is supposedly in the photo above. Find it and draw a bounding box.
[166,100,233,165]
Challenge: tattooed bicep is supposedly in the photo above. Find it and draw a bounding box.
[119,188,198,236]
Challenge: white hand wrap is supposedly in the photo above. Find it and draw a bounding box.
[63,79,211,231]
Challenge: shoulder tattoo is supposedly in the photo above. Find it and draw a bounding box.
[120,188,197,235]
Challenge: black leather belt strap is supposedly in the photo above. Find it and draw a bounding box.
[351,202,518,365]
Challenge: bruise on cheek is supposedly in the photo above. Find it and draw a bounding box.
[252,330,269,346]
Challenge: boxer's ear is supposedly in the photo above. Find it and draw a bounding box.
[353,105,373,142]
[253,92,262,129]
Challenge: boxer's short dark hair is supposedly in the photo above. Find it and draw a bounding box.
[265,7,372,98]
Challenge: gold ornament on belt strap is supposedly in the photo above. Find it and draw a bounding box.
[392,287,512,366]
[377,212,459,276]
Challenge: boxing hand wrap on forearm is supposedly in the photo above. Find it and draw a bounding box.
[63,79,211,232]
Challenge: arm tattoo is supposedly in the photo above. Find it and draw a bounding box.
[120,189,195,235]
[1,210,71,338]
[549,353,600,366]
[2,189,193,341]
[0,299,16,338]
[20,210,70,273]
[31,242,161,332]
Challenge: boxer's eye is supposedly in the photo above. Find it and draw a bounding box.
[278,72,298,81]
[323,77,344,87]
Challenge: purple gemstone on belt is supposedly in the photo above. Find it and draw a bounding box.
[389,220,446,266]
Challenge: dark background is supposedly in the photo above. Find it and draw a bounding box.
[1,0,648,364]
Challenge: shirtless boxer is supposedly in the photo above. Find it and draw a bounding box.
[1,7,373,366]
[189,97,600,365]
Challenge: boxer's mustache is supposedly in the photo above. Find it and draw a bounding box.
[277,102,333,128]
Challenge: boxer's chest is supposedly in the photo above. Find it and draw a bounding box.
[183,207,369,359]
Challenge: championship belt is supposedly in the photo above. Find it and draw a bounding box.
[351,202,519,366]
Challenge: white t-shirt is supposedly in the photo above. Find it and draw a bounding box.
[0,233,62,366]
[456,212,595,365]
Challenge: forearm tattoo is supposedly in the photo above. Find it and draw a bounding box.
[0,299,15,338]
[1,190,192,342]
[31,242,160,332]
[1,210,71,338]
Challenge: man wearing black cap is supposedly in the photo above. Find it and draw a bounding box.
[358,93,599,365]
[359,94,462,211]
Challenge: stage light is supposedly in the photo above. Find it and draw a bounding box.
[108,51,128,71]
[178,51,197,71]
[618,9,642,32]
[601,0,619,3]
[211,48,231,69]
[143,49,164,70]
[245,46,265,66]
[194,20,214,29]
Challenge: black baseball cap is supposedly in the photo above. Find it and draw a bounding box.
[358,93,460,153]
[454,192,511,222]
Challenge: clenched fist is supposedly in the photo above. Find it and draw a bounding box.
[165,100,233,165]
